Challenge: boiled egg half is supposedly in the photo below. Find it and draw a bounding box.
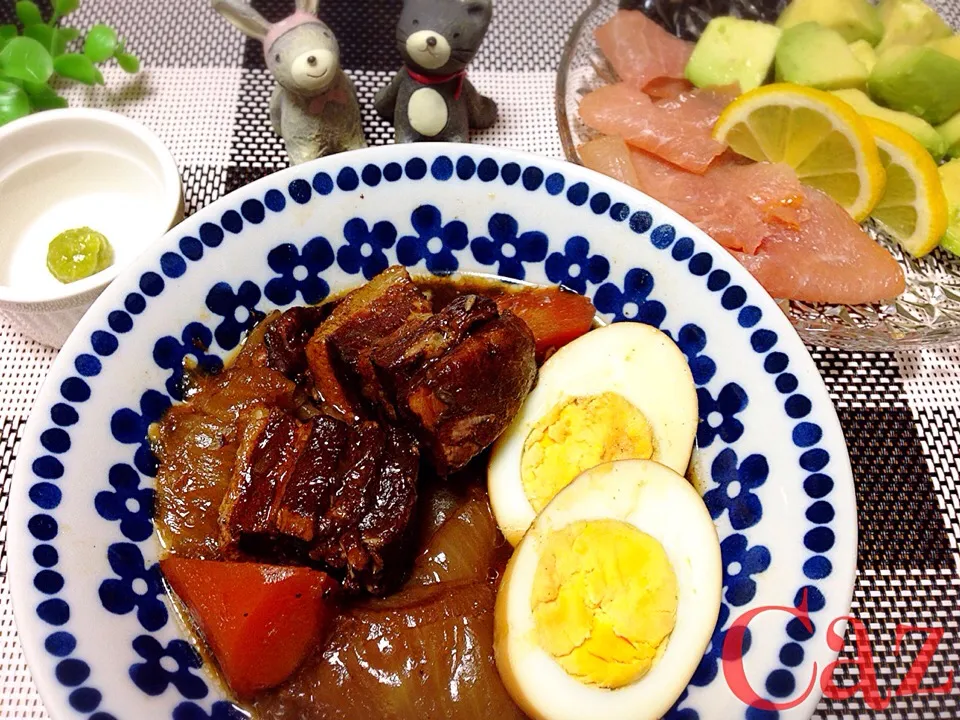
[494,459,722,720]
[488,322,698,546]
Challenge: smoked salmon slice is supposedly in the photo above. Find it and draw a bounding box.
[595,10,693,93]
[731,188,906,304]
[578,135,641,188]
[643,77,695,101]
[627,146,805,253]
[578,136,905,304]
[654,84,739,131]
[579,83,735,173]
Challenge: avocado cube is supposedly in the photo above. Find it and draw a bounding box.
[937,111,960,158]
[868,45,960,125]
[685,18,781,92]
[777,0,884,45]
[849,40,879,72]
[877,0,952,53]
[775,23,869,90]
[937,159,960,255]
[926,35,960,61]
[942,224,960,255]
[832,88,946,158]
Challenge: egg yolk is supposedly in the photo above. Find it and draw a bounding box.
[521,393,655,512]
[530,519,678,689]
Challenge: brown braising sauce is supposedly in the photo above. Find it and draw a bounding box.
[152,273,533,719]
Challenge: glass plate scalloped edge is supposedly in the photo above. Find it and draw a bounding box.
[556,0,960,350]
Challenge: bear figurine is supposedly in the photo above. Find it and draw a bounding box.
[375,0,497,143]
[213,0,366,164]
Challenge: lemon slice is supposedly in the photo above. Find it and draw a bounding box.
[865,118,947,258]
[713,83,886,222]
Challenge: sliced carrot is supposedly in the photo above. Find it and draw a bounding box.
[161,557,338,699]
[496,287,596,362]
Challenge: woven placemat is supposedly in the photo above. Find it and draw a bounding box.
[1,1,958,718]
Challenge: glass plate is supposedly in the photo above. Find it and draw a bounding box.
[556,0,960,350]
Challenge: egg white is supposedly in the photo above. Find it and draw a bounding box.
[494,459,722,720]
[488,322,698,546]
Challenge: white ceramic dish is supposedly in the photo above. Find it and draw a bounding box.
[0,108,183,347]
[9,144,855,719]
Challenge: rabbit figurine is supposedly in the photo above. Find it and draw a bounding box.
[375,0,497,143]
[212,0,366,163]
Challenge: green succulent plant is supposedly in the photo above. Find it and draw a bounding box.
[0,0,139,126]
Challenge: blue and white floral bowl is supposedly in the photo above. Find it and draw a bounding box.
[9,144,856,720]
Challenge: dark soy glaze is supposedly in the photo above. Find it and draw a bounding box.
[153,274,530,719]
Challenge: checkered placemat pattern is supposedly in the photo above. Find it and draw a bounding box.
[1,1,959,718]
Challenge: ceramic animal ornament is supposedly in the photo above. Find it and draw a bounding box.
[375,0,497,143]
[212,0,366,163]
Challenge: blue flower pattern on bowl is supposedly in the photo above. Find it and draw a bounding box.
[205,281,262,352]
[722,534,772,607]
[688,604,742,689]
[665,689,698,720]
[152,323,223,402]
[704,449,768,531]
[264,236,334,305]
[593,267,666,327]
[397,204,469,275]
[109,392,170,477]
[129,636,206,699]
[337,218,397,280]
[674,323,717,386]
[697,383,748,448]
[95,463,154,542]
[14,151,847,720]
[98,543,168,632]
[545,235,610,294]
[470,212,548,279]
